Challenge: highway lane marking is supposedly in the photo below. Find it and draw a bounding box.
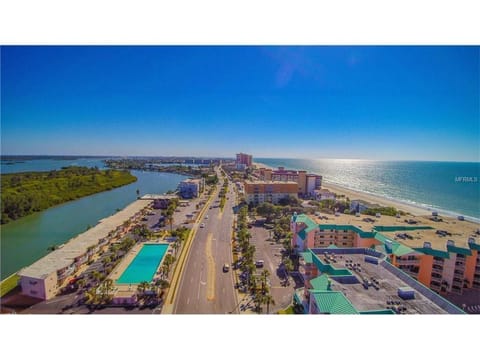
[206,232,216,301]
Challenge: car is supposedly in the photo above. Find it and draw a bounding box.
[223,263,230,272]
[255,260,264,268]
[205,215,209,219]
[200,223,205,228]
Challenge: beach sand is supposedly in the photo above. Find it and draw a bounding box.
[322,181,432,217]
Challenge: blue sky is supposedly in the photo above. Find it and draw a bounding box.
[1,46,479,161]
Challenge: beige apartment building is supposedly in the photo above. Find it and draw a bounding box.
[244,180,298,205]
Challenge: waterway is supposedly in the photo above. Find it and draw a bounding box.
[1,159,187,280]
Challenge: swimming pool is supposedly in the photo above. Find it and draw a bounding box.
[117,244,169,284]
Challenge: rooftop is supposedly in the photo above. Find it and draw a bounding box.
[309,251,451,314]
[311,211,479,252]
[180,178,202,184]
[18,200,152,279]
[387,216,480,252]
[244,180,298,185]
[140,194,178,200]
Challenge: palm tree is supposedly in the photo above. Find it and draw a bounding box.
[172,240,180,256]
[99,279,115,303]
[283,258,294,285]
[160,264,169,279]
[149,283,158,297]
[77,278,87,289]
[260,269,270,294]
[263,293,275,314]
[137,281,149,299]
[166,209,174,232]
[91,270,102,283]
[85,287,99,305]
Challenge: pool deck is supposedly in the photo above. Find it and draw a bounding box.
[108,240,170,296]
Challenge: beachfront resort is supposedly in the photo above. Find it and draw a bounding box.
[290,211,480,308]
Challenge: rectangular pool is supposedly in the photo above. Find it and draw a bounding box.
[117,244,169,284]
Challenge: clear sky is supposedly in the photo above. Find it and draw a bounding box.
[1,46,479,161]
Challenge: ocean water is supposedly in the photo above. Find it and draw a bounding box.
[255,158,480,221]
[1,157,108,174]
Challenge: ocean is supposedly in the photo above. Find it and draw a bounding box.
[255,158,480,221]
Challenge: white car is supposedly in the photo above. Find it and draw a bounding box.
[205,215,209,219]
[200,223,205,228]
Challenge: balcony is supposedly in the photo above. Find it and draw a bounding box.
[452,278,464,287]
[396,258,419,266]
[430,282,441,291]
[431,266,443,275]
[433,259,444,266]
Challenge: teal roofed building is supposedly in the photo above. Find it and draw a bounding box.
[291,213,480,300]
[295,248,464,314]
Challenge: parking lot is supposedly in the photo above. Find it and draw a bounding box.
[242,223,296,312]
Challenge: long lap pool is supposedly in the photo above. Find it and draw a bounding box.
[117,244,169,284]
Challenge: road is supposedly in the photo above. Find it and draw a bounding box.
[173,171,238,314]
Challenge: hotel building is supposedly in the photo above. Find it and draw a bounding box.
[294,247,464,314]
[236,153,253,169]
[291,213,480,297]
[314,189,336,201]
[178,178,205,199]
[17,200,152,300]
[244,180,298,205]
[255,167,322,197]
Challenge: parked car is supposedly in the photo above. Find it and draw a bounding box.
[255,260,264,268]
[200,223,205,228]
[223,263,230,272]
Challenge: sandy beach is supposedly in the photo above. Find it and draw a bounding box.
[321,181,432,216]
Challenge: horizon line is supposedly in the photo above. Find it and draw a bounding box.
[1,154,479,163]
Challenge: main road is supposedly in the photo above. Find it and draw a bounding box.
[173,170,238,314]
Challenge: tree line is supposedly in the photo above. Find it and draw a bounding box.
[1,166,137,224]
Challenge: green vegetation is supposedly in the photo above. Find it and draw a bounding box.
[1,166,137,224]
[170,226,190,256]
[160,197,180,231]
[362,206,405,216]
[0,274,20,297]
[219,179,228,210]
[203,173,219,185]
[278,305,295,314]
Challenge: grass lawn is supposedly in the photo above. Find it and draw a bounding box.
[1,274,20,297]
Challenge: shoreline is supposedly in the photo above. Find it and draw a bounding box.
[322,181,431,217]
[322,180,479,223]
[252,161,479,222]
